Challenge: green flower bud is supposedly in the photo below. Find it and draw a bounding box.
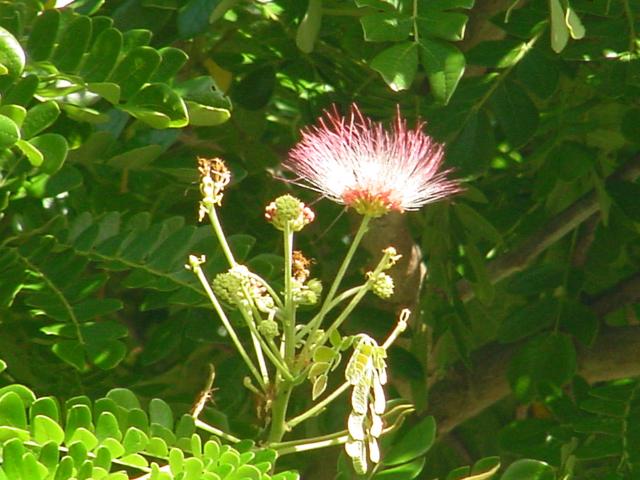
[265,194,315,232]
[258,319,280,339]
[307,278,323,296]
[367,272,394,299]
[213,266,277,315]
[212,268,248,305]
[292,278,323,306]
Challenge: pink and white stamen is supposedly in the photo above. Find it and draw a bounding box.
[284,104,461,217]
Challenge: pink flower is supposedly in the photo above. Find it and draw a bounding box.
[285,105,461,217]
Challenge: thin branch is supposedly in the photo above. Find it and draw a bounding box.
[427,272,640,435]
[456,156,640,303]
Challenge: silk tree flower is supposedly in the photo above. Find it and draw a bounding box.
[285,105,461,217]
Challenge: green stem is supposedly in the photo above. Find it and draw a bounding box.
[192,264,265,390]
[286,381,351,430]
[267,383,293,443]
[250,330,270,385]
[283,225,296,365]
[207,205,236,267]
[272,430,350,455]
[194,419,241,443]
[295,286,361,341]
[298,215,372,353]
[239,303,294,381]
[318,247,396,347]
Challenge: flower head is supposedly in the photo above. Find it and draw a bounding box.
[285,105,461,217]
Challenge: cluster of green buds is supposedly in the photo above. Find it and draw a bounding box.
[198,157,231,221]
[265,194,315,232]
[344,335,388,474]
[367,272,394,299]
[212,265,275,314]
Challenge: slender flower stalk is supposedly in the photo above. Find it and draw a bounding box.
[285,104,461,218]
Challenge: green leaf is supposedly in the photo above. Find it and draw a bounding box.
[0,391,27,429]
[1,438,25,479]
[51,15,92,73]
[467,39,529,69]
[374,457,426,479]
[177,0,220,39]
[447,457,501,480]
[29,134,69,174]
[4,74,38,106]
[383,416,436,466]
[0,113,20,149]
[0,104,26,127]
[0,385,36,406]
[123,427,149,454]
[371,42,418,92]
[0,359,5,373]
[446,110,494,174]
[546,142,594,181]
[15,139,44,167]
[465,241,494,304]
[149,398,173,430]
[151,47,189,83]
[360,13,412,42]
[549,0,569,53]
[497,298,557,343]
[85,340,127,370]
[107,388,141,410]
[489,81,538,148]
[508,333,577,401]
[87,83,121,104]
[33,415,65,445]
[185,101,230,126]
[0,27,25,82]
[52,339,86,370]
[621,108,640,144]
[122,83,189,128]
[296,0,322,53]
[30,397,60,423]
[419,38,465,104]
[499,459,554,480]
[607,180,640,221]
[455,203,502,244]
[21,101,60,139]
[233,66,276,110]
[516,48,559,99]
[505,264,564,295]
[26,9,60,61]
[107,145,164,169]
[82,28,123,82]
[565,6,585,39]
[417,11,469,41]
[96,412,122,441]
[69,427,99,451]
[109,46,161,99]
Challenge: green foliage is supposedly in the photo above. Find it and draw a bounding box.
[0,385,296,479]
[0,0,638,478]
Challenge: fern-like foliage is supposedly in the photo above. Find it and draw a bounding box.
[1,208,265,371]
[0,380,298,480]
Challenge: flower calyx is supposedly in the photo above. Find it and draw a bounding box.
[265,195,314,232]
[186,254,206,272]
[381,246,402,270]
